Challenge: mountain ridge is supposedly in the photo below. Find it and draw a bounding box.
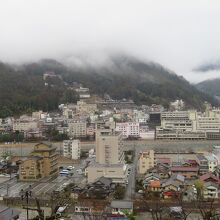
[196,78,220,97]
[0,55,218,117]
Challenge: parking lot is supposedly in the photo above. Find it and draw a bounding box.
[0,164,86,198]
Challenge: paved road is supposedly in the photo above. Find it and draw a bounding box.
[125,149,138,200]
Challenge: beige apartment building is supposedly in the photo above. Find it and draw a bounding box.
[19,143,58,181]
[96,129,124,165]
[87,128,126,183]
[137,150,155,174]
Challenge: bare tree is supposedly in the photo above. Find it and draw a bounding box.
[197,198,218,220]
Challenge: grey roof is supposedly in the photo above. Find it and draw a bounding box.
[0,205,20,220]
[144,173,160,180]
[162,179,180,188]
[196,154,207,161]
[204,181,219,188]
[170,174,185,182]
[89,162,125,168]
[111,200,133,209]
[98,176,112,185]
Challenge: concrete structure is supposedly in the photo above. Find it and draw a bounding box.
[96,129,124,165]
[63,139,81,160]
[87,163,127,183]
[115,122,140,138]
[19,156,43,181]
[68,121,87,138]
[170,99,184,111]
[156,108,220,140]
[87,128,126,183]
[75,87,90,99]
[19,143,58,181]
[13,117,38,132]
[137,150,155,174]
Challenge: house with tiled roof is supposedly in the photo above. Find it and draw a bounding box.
[170,166,199,179]
[199,172,220,184]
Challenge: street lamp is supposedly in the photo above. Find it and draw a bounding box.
[20,185,32,220]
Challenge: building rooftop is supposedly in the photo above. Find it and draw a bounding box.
[205,154,218,162]
[200,172,220,183]
[111,200,133,209]
[171,166,199,172]
[149,180,161,188]
[89,162,125,169]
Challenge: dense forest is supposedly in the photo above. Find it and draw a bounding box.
[0,62,78,118]
[0,56,218,118]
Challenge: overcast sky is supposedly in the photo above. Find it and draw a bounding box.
[1,0,220,82]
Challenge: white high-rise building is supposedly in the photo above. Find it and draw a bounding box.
[115,122,140,138]
[63,139,81,160]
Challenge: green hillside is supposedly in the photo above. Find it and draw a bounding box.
[0,56,218,118]
[196,78,220,97]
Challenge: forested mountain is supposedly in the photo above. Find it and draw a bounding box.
[0,55,218,118]
[0,61,78,118]
[196,78,220,97]
[61,55,218,109]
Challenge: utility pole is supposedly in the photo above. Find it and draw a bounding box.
[20,185,32,220]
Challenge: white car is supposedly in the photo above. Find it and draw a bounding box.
[67,166,74,170]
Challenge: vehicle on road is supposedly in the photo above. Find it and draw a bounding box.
[59,170,69,175]
[67,166,74,170]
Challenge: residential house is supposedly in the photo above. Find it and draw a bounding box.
[147,180,162,192]
[196,155,209,175]
[214,165,220,178]
[200,172,220,184]
[205,154,218,172]
[148,163,170,179]
[162,174,185,199]
[143,173,160,188]
[170,166,199,179]
[83,177,114,199]
[203,182,219,199]
[111,200,133,215]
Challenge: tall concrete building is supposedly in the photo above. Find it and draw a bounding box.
[87,128,126,183]
[137,150,155,174]
[96,129,124,165]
